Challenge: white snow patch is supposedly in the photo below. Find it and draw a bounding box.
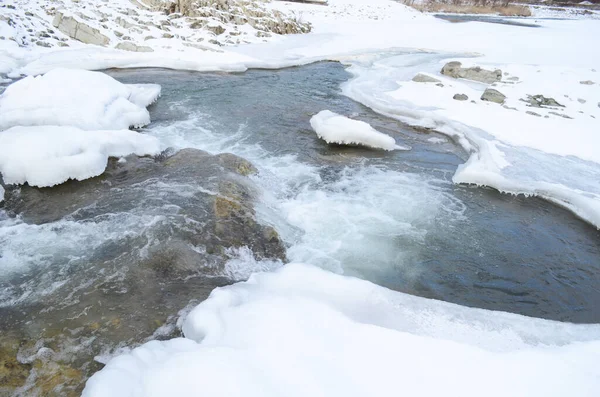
[0,185,4,203]
[83,263,600,397]
[0,68,160,131]
[310,110,406,151]
[0,126,161,187]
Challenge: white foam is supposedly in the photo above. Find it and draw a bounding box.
[310,110,406,151]
[0,68,160,131]
[83,263,600,397]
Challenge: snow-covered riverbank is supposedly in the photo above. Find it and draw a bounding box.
[1,0,600,395]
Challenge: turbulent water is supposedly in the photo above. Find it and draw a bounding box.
[104,62,600,323]
[1,61,599,329]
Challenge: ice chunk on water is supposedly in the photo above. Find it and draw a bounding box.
[0,68,160,131]
[0,126,161,187]
[310,110,407,151]
[83,263,600,397]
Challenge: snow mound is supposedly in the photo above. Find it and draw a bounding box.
[0,68,160,131]
[0,126,161,187]
[310,110,406,151]
[83,263,600,397]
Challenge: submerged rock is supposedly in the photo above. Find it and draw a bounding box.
[441,61,502,84]
[481,88,506,104]
[0,148,285,395]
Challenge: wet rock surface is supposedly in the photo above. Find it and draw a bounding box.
[0,148,285,395]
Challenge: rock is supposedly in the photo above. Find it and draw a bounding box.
[441,61,502,84]
[0,149,285,395]
[522,94,564,108]
[115,41,154,52]
[506,76,519,81]
[52,11,110,46]
[481,88,506,104]
[577,98,586,104]
[580,80,595,85]
[412,73,440,83]
[453,93,468,101]
[549,111,573,119]
[162,33,174,38]
[526,111,541,117]
[35,41,51,47]
[57,41,69,47]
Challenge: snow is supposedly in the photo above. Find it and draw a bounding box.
[83,263,600,397]
[310,110,405,150]
[0,68,160,131]
[0,126,161,187]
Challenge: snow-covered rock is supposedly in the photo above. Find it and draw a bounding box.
[0,126,161,187]
[52,11,110,46]
[0,68,160,131]
[82,263,600,397]
[441,61,502,84]
[310,110,406,151]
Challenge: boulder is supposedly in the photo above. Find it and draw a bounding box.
[453,93,468,101]
[412,73,440,83]
[521,94,564,108]
[115,41,154,52]
[52,11,110,46]
[481,88,506,104]
[441,61,502,84]
[580,80,594,85]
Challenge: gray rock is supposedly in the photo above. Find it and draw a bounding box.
[441,61,502,84]
[577,98,586,104]
[52,11,110,46]
[412,73,440,83]
[115,41,154,52]
[526,111,541,117]
[549,111,573,119]
[580,80,595,85]
[481,88,506,104]
[522,94,564,108]
[453,93,468,101]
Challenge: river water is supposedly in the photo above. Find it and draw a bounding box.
[101,62,600,323]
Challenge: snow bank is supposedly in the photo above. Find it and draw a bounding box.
[0,126,161,187]
[310,110,405,151]
[83,263,600,397]
[0,68,160,131]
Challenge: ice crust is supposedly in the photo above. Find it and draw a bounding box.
[310,110,405,151]
[83,264,600,397]
[0,126,161,187]
[0,68,160,131]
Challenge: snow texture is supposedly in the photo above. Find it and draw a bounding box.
[0,126,161,187]
[0,68,160,131]
[83,263,600,397]
[310,110,404,151]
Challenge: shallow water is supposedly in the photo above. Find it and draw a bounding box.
[101,62,600,323]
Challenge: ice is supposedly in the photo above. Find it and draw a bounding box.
[83,263,600,397]
[310,110,406,151]
[0,126,161,187]
[0,68,160,131]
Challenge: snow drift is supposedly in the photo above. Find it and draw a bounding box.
[0,126,161,187]
[310,110,406,151]
[0,68,160,131]
[83,263,600,397]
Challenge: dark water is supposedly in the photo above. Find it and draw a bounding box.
[434,13,542,27]
[105,62,600,324]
